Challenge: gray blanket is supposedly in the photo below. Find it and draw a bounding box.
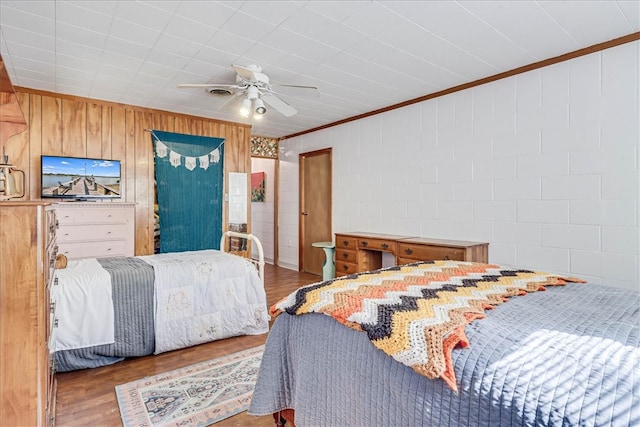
[55,257,155,372]
[249,283,640,426]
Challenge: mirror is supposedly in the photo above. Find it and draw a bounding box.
[228,172,248,251]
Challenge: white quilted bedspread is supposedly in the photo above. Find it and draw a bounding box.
[138,250,270,354]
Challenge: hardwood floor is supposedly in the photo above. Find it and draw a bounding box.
[54,264,320,427]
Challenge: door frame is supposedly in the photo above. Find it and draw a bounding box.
[298,147,332,272]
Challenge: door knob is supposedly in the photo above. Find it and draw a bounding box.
[301,211,308,215]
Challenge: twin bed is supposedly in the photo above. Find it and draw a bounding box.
[51,231,269,372]
[249,260,640,426]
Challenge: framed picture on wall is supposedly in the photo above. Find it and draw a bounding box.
[251,172,266,202]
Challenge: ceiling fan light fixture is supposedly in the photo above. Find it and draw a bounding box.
[254,98,266,115]
[239,98,252,117]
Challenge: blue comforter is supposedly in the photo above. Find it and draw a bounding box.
[249,283,639,426]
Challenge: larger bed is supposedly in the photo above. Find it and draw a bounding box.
[248,260,640,426]
[52,231,270,372]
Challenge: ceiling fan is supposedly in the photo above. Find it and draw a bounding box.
[178,64,318,118]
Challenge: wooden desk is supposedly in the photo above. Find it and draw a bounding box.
[334,232,489,277]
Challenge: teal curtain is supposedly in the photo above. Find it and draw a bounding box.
[152,130,224,253]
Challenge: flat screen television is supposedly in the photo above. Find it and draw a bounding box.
[41,155,121,200]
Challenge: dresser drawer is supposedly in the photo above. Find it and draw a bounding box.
[45,208,57,247]
[47,294,57,351]
[47,376,57,427]
[397,243,465,262]
[56,207,130,225]
[58,240,129,259]
[357,237,395,252]
[57,223,130,243]
[44,241,57,287]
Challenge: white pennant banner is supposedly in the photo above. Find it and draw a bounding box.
[153,137,222,171]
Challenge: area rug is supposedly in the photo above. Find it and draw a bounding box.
[115,345,264,427]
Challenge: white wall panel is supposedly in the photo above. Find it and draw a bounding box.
[517,153,569,178]
[602,226,639,254]
[494,177,541,200]
[277,41,639,291]
[569,150,602,175]
[474,201,517,222]
[517,200,569,224]
[541,224,600,251]
[494,222,541,246]
[473,157,517,181]
[541,175,601,200]
[454,181,493,201]
[517,244,570,272]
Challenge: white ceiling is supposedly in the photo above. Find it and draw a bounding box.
[1,1,638,139]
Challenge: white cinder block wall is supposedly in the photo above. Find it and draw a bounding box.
[251,157,276,264]
[278,42,639,291]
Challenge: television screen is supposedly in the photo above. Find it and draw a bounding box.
[41,155,121,200]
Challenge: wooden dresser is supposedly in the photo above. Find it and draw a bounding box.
[54,202,135,259]
[334,232,489,277]
[0,201,58,426]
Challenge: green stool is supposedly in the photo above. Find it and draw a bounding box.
[312,241,335,281]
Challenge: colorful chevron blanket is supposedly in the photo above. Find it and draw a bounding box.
[270,260,587,391]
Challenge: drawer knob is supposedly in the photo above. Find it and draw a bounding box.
[54,277,58,286]
[342,264,348,271]
[342,253,348,258]
[361,240,368,247]
[54,318,59,328]
[381,243,388,249]
[50,301,56,312]
[444,255,450,260]
[342,240,349,246]
[405,248,413,255]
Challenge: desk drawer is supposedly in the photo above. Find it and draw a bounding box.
[336,249,357,264]
[335,235,357,249]
[357,237,395,252]
[336,261,357,276]
[397,243,465,262]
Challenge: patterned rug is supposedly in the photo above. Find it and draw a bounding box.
[115,345,264,427]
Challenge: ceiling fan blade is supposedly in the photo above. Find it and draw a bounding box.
[232,64,258,81]
[273,83,318,90]
[232,64,271,85]
[262,93,297,117]
[177,83,240,88]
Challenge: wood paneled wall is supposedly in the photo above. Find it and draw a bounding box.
[6,88,252,256]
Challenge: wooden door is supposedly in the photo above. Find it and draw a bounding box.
[299,148,332,275]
